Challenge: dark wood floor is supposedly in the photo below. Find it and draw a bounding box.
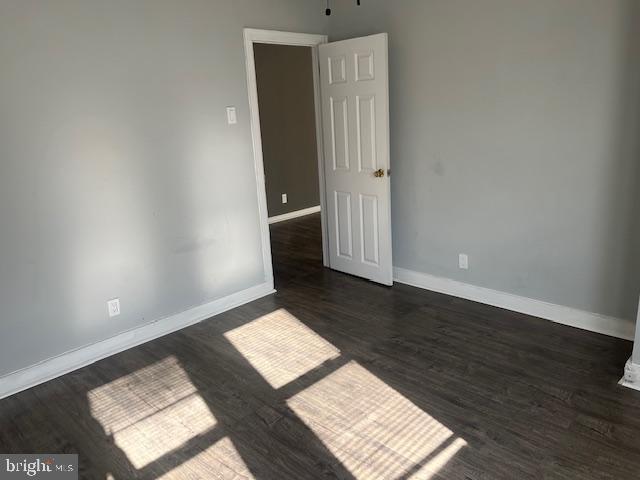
[1,213,639,479]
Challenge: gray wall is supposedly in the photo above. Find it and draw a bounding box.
[0,0,326,377]
[254,44,320,217]
[329,0,640,323]
[2,0,639,379]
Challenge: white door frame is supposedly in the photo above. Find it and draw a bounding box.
[243,28,330,286]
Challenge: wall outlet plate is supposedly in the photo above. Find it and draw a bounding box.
[458,254,469,270]
[282,193,288,204]
[107,298,121,317]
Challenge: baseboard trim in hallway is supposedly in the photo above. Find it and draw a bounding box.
[268,205,321,224]
[0,281,275,400]
[393,267,634,341]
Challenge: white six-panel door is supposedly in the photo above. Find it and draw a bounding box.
[319,33,392,285]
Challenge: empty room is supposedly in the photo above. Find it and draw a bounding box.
[1,1,640,479]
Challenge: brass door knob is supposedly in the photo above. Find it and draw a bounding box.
[373,168,385,178]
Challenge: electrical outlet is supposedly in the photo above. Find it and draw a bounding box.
[281,193,288,204]
[107,298,121,317]
[458,254,469,270]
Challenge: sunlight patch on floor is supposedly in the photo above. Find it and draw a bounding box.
[88,356,217,469]
[287,360,466,479]
[158,436,253,480]
[409,437,467,479]
[224,308,341,389]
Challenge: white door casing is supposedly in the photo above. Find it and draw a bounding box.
[319,33,392,285]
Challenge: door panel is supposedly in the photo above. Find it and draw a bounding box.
[356,95,377,172]
[328,55,347,84]
[330,97,350,170]
[355,51,375,81]
[359,194,379,266]
[319,33,392,285]
[335,191,353,259]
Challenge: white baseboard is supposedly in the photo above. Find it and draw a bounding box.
[620,358,640,391]
[393,267,634,341]
[268,205,320,224]
[0,281,275,400]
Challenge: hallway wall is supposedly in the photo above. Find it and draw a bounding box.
[254,43,320,218]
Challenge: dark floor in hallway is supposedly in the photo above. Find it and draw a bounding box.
[1,212,639,479]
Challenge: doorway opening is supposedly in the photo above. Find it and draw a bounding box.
[244,29,329,289]
[254,42,325,286]
[244,29,393,289]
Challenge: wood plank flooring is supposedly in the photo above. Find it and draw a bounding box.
[1,212,640,479]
